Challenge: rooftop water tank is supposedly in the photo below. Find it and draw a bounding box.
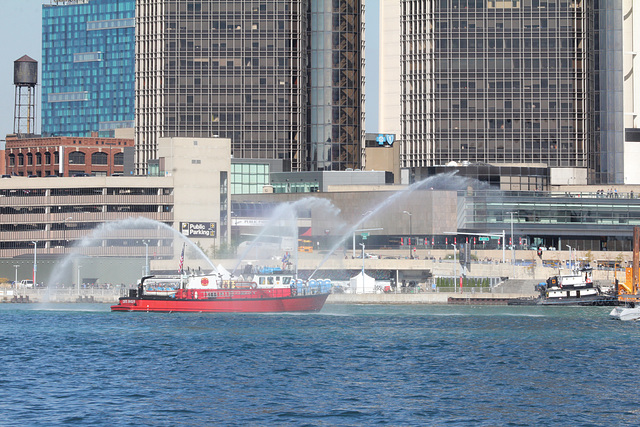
[14,55,38,86]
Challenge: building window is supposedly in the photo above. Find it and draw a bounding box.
[91,152,108,165]
[27,153,33,166]
[69,151,85,165]
[114,152,123,165]
[18,153,24,166]
[36,153,42,166]
[45,152,51,165]
[8,154,15,167]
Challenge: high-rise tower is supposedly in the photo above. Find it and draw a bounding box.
[380,1,640,185]
[381,1,591,175]
[135,0,365,175]
[136,0,309,175]
[41,0,135,137]
[307,0,365,171]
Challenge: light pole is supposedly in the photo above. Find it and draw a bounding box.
[566,245,572,270]
[359,243,365,294]
[13,264,19,287]
[143,241,150,275]
[452,243,457,291]
[403,210,413,259]
[352,211,373,258]
[31,241,37,287]
[506,211,517,278]
[64,216,72,253]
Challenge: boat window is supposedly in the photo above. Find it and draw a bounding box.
[268,277,274,285]
[259,277,265,285]
[283,277,291,285]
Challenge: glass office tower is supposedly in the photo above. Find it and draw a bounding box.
[589,2,625,184]
[307,0,364,171]
[400,0,589,170]
[41,0,135,137]
[136,0,309,175]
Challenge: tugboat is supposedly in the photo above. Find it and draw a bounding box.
[536,266,617,306]
[111,267,332,313]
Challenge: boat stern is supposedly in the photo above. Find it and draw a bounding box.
[111,298,138,312]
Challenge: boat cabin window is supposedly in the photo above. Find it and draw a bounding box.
[267,277,274,285]
[283,277,291,285]
[145,279,180,291]
[259,277,266,285]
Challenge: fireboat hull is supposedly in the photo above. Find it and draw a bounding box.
[111,293,329,313]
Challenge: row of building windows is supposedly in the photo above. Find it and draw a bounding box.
[0,188,153,198]
[0,205,171,215]
[7,152,123,167]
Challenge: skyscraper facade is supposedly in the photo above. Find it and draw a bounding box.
[307,0,364,171]
[136,0,364,175]
[399,0,589,170]
[136,0,308,175]
[41,0,135,137]
[590,2,624,184]
[380,0,640,185]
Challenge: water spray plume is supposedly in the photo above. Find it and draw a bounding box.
[308,172,491,279]
[48,217,217,289]
[231,197,343,276]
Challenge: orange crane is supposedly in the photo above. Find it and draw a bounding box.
[618,226,640,301]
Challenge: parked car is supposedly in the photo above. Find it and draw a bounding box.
[19,280,34,288]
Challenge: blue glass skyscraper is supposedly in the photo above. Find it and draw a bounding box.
[41,0,135,137]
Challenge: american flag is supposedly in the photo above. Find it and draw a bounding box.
[178,243,185,273]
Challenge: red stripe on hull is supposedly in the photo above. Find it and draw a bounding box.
[111,293,329,313]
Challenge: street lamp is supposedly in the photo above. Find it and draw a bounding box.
[359,243,366,294]
[13,264,19,287]
[403,210,413,259]
[451,243,457,291]
[143,241,150,275]
[507,212,517,277]
[352,211,374,258]
[64,216,72,253]
[31,241,37,287]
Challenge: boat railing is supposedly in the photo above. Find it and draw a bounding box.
[293,280,332,296]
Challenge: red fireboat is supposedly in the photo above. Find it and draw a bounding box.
[111,268,331,313]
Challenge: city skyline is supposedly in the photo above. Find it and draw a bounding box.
[0,0,381,143]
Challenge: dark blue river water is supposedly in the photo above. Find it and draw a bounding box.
[1,303,639,426]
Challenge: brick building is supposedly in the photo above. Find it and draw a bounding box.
[4,135,131,177]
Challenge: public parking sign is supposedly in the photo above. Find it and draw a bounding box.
[181,222,217,238]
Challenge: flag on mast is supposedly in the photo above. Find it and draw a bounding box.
[178,243,185,273]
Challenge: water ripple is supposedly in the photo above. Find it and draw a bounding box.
[1,304,639,425]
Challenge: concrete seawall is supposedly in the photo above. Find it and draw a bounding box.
[3,288,535,305]
[1,288,123,304]
[327,292,532,305]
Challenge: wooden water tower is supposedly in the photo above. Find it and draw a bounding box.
[13,55,38,135]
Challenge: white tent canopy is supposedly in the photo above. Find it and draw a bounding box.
[216,264,233,280]
[350,271,376,294]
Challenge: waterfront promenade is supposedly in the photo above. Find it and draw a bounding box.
[1,248,623,304]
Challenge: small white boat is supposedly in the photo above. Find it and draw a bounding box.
[610,305,640,321]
